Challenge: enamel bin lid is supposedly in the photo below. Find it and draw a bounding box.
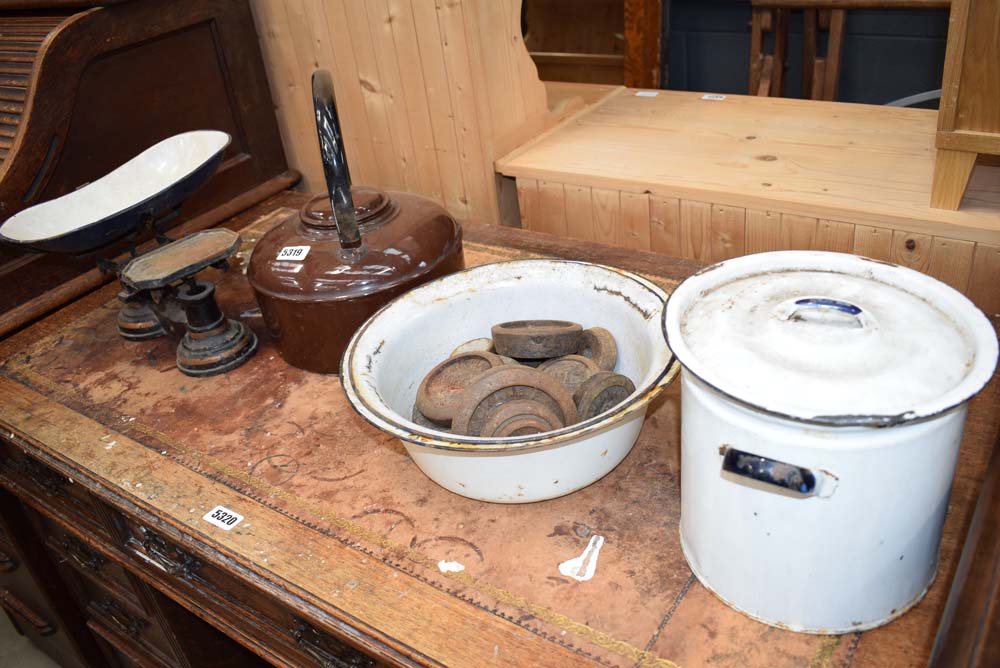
[662,251,999,426]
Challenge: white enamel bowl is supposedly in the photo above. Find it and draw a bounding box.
[341,259,677,503]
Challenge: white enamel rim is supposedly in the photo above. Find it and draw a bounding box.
[0,130,231,243]
[341,259,678,452]
[663,251,999,427]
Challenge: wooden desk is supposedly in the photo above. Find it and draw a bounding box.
[497,88,1000,315]
[1,191,998,668]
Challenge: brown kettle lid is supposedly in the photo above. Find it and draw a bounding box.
[301,187,393,229]
[247,189,461,301]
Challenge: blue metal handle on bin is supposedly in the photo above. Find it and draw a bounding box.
[721,447,817,496]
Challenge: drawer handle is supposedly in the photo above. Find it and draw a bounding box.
[0,587,56,636]
[138,527,201,580]
[0,547,18,573]
[290,618,375,668]
[93,597,146,640]
[18,457,68,497]
[56,534,106,572]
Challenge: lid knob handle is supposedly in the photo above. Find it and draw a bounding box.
[311,70,362,249]
[783,297,868,329]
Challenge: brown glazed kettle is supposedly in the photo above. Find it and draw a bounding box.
[247,71,464,373]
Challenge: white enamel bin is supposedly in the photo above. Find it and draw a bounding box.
[341,259,677,503]
[662,251,998,633]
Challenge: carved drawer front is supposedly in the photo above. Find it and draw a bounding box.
[0,438,110,539]
[0,517,17,573]
[83,585,178,668]
[0,567,87,668]
[121,519,379,668]
[88,616,175,668]
[0,511,12,546]
[0,542,17,574]
[44,521,140,608]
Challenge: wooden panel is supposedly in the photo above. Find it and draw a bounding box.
[513,184,987,307]
[409,0,471,221]
[938,0,970,133]
[536,180,569,236]
[621,191,651,251]
[564,184,596,242]
[745,209,781,253]
[853,224,893,261]
[495,87,1000,245]
[953,0,1000,135]
[680,200,712,262]
[252,0,318,184]
[933,0,997,210]
[927,237,976,292]
[525,0,623,54]
[425,0,494,222]
[317,0,379,186]
[532,53,624,85]
[650,196,681,256]
[967,243,1000,316]
[475,1,526,147]
[384,0,446,205]
[779,213,818,250]
[516,178,539,231]
[623,0,661,89]
[365,1,426,195]
[813,220,854,253]
[891,230,933,271]
[709,204,746,261]
[252,0,551,224]
[592,188,623,246]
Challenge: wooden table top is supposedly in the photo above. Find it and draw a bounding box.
[1,191,997,668]
[496,87,1000,244]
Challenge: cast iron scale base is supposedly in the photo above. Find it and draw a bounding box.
[114,226,258,377]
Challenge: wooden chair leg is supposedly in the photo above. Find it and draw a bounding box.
[821,9,846,101]
[749,8,766,95]
[771,9,789,97]
[759,55,775,96]
[802,9,818,98]
[931,149,978,210]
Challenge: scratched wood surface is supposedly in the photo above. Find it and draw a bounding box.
[1,193,998,668]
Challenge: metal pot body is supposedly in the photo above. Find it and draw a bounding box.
[253,250,463,373]
[248,189,464,373]
[679,371,967,633]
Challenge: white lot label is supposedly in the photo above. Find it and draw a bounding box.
[635,91,659,97]
[701,94,727,101]
[203,505,244,530]
[277,245,310,260]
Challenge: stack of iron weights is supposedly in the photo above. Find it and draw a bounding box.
[414,320,636,437]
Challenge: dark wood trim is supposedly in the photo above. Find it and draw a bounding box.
[623,0,661,88]
[931,436,1000,666]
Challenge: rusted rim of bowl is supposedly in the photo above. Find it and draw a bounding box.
[340,259,678,453]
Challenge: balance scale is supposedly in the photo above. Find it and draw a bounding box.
[0,130,257,377]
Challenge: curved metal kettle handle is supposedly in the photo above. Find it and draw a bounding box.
[312,69,362,249]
